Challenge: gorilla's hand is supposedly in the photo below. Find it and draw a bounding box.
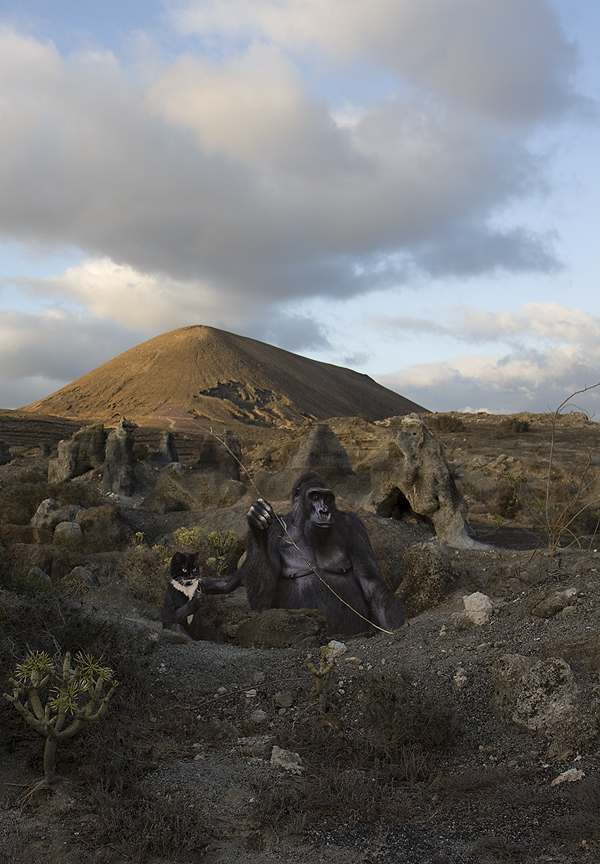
[248,498,275,531]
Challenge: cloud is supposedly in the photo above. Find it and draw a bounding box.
[376,303,600,414]
[170,0,585,122]
[0,309,150,406]
[0,9,584,325]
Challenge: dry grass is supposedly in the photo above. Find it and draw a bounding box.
[83,783,213,863]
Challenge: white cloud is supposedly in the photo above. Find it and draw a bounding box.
[0,309,149,385]
[0,12,580,318]
[170,0,585,122]
[0,4,593,411]
[376,303,600,413]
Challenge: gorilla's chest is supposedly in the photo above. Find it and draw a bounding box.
[278,526,352,578]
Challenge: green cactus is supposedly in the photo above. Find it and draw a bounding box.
[4,649,118,786]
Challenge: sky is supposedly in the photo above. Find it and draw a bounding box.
[0,0,598,416]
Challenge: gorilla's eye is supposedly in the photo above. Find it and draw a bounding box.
[309,492,321,501]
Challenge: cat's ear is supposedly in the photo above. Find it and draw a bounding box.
[170,551,185,574]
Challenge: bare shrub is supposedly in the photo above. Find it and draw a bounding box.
[0,470,54,526]
[427,414,465,433]
[84,784,212,864]
[122,542,171,606]
[495,418,530,438]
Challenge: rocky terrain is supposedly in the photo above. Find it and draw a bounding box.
[1,404,599,864]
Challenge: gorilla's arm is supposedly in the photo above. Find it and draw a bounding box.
[202,499,280,607]
[342,512,405,632]
[201,561,247,595]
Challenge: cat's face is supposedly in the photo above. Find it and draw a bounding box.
[170,551,201,586]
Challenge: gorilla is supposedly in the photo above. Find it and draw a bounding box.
[203,473,405,636]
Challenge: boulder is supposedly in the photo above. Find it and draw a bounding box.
[528,587,579,618]
[1,524,53,546]
[48,424,106,483]
[30,499,83,530]
[103,417,137,496]
[62,566,100,589]
[76,504,130,548]
[53,521,83,542]
[463,592,494,626]
[234,608,327,648]
[142,463,245,513]
[397,539,455,617]
[5,544,53,574]
[490,654,580,740]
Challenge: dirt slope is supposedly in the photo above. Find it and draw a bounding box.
[21,326,426,428]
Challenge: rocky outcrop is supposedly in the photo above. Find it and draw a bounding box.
[30,499,83,530]
[255,423,356,500]
[490,653,596,759]
[196,430,242,480]
[103,417,138,496]
[142,463,245,513]
[150,431,179,468]
[367,415,475,548]
[48,424,106,483]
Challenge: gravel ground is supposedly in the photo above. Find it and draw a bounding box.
[1,547,599,864]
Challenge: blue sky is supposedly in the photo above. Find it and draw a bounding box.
[0,0,598,415]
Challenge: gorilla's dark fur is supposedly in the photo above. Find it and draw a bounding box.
[204,473,405,636]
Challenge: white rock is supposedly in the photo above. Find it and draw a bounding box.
[271,745,304,774]
[551,768,585,787]
[326,640,347,661]
[463,592,493,625]
[453,666,468,691]
[54,521,83,541]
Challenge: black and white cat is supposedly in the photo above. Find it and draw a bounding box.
[161,552,221,641]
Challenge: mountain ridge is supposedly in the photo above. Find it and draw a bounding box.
[22,325,427,428]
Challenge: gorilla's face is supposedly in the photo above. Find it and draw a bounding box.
[307,486,335,528]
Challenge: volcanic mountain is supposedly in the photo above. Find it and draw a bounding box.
[22,326,427,429]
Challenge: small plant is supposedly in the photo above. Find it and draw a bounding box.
[495,418,530,438]
[173,527,239,575]
[123,538,172,605]
[427,414,465,433]
[3,649,118,788]
[173,526,205,548]
[306,640,346,712]
[205,529,239,575]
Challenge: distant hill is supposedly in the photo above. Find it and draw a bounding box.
[22,325,427,428]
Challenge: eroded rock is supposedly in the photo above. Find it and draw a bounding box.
[48,424,106,483]
[142,463,245,513]
[490,654,578,737]
[103,417,138,496]
[30,499,82,530]
[368,415,476,548]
